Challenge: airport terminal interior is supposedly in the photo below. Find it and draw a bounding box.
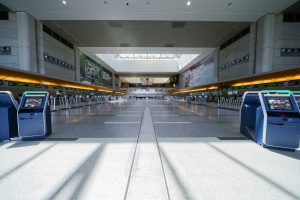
[0,0,300,200]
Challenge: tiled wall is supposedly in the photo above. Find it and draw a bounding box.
[218,24,256,81]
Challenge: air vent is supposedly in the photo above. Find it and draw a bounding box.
[120,43,130,47]
[283,14,300,22]
[164,44,174,47]
[0,11,9,20]
[108,21,123,28]
[220,26,250,50]
[171,22,186,28]
[43,25,74,49]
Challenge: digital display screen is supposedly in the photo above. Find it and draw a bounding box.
[267,97,293,111]
[24,97,44,108]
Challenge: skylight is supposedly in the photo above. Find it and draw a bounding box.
[115,54,182,60]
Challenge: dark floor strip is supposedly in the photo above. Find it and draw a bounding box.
[218,137,249,140]
[26,138,79,141]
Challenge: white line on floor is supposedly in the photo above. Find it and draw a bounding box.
[104,122,141,124]
[121,110,142,112]
[152,115,179,117]
[116,115,141,116]
[153,122,192,124]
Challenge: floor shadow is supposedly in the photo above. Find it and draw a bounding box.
[0,142,7,147]
[159,147,194,200]
[46,143,106,200]
[0,144,56,182]
[268,149,300,160]
[7,141,41,149]
[207,143,300,200]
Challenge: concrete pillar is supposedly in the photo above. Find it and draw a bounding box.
[36,21,45,74]
[213,48,219,83]
[249,23,256,74]
[255,14,276,73]
[16,12,37,72]
[74,47,81,82]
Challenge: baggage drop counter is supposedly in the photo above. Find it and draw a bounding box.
[241,90,300,150]
[18,92,52,140]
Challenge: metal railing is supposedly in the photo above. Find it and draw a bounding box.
[49,95,108,111]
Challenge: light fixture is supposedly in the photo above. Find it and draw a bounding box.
[186,1,191,6]
[62,0,67,5]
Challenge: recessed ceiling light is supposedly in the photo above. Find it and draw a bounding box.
[62,0,67,5]
[186,1,191,6]
[227,2,232,6]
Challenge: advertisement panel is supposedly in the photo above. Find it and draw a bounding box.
[80,54,101,86]
[180,53,214,88]
[101,67,113,88]
[80,53,113,88]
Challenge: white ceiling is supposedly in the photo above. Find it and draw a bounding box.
[43,21,250,48]
[0,0,297,21]
[80,47,214,73]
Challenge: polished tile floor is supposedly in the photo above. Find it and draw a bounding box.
[0,100,299,200]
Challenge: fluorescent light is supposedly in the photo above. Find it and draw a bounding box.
[186,1,191,6]
[62,0,67,5]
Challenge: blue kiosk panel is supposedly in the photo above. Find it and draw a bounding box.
[240,92,260,140]
[0,91,19,141]
[241,90,300,150]
[18,92,52,140]
[258,93,300,150]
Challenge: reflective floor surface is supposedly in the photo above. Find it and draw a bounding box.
[0,100,299,200]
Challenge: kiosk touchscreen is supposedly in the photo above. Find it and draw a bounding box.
[241,90,300,150]
[0,91,19,141]
[18,92,52,139]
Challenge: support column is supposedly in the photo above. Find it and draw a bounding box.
[249,23,257,74]
[36,20,45,74]
[74,47,81,82]
[213,48,219,83]
[16,12,37,72]
[255,14,276,73]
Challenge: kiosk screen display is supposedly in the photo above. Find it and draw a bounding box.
[267,97,293,111]
[24,97,44,108]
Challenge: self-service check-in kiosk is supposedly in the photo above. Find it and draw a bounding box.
[18,91,52,140]
[241,90,300,150]
[0,91,19,141]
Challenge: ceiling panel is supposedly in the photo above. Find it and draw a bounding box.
[0,0,297,21]
[44,20,250,48]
